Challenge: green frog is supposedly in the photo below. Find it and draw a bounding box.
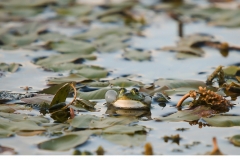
[105,88,151,109]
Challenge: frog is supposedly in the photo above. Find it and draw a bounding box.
[105,88,151,109]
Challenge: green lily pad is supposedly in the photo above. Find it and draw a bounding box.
[21,94,54,105]
[47,40,95,54]
[74,66,108,79]
[45,123,70,135]
[103,125,145,134]
[223,66,240,76]
[47,74,91,85]
[109,77,143,87]
[77,87,119,100]
[89,117,137,129]
[122,50,151,61]
[49,82,71,107]
[55,5,93,16]
[229,135,240,147]
[0,118,46,133]
[39,83,69,95]
[0,33,38,47]
[70,114,101,129]
[155,78,205,90]
[38,130,100,151]
[203,115,240,127]
[40,63,87,72]
[39,32,70,42]
[0,0,56,7]
[162,46,204,56]
[0,129,14,138]
[102,133,146,147]
[35,53,96,69]
[0,62,21,73]
[71,99,96,112]
[0,104,30,113]
[0,112,49,123]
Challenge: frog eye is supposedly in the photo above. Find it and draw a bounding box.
[119,88,127,96]
[131,88,139,95]
[144,95,152,104]
[105,90,118,103]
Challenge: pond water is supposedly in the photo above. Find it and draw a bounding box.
[0,0,240,155]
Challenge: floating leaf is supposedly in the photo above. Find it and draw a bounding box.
[103,125,145,134]
[102,134,146,147]
[47,74,91,85]
[0,112,49,123]
[223,66,240,76]
[89,117,137,129]
[162,46,204,56]
[47,40,95,54]
[55,5,93,17]
[229,135,240,147]
[0,33,38,47]
[21,94,54,105]
[39,83,69,95]
[50,83,71,107]
[77,87,119,100]
[202,115,240,127]
[71,99,96,112]
[70,114,101,129]
[0,62,21,73]
[122,50,151,61]
[74,66,109,79]
[16,130,44,137]
[0,129,14,138]
[38,130,100,151]
[35,53,96,69]
[0,104,30,113]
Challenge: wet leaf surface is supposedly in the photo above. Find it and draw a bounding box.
[0,62,21,73]
[102,133,146,147]
[229,135,240,147]
[38,130,99,151]
[122,49,151,61]
[103,125,145,134]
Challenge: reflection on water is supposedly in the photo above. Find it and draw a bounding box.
[105,104,152,120]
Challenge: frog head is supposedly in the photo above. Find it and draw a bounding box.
[105,88,151,109]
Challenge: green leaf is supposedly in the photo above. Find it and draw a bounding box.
[39,83,69,95]
[77,87,119,100]
[38,130,99,151]
[47,40,95,54]
[154,78,205,89]
[74,66,109,79]
[203,115,240,127]
[55,5,93,16]
[0,128,14,138]
[162,46,204,56]
[0,33,38,47]
[21,94,54,105]
[0,62,21,73]
[102,134,146,147]
[229,135,240,147]
[0,112,49,123]
[47,74,91,85]
[89,117,137,129]
[223,66,240,76]
[50,83,71,107]
[0,104,30,113]
[35,53,96,69]
[70,114,101,129]
[103,125,145,134]
[122,50,151,61]
[71,99,97,112]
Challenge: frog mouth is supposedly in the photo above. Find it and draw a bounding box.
[113,99,147,109]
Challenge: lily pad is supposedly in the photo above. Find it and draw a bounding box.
[46,40,95,54]
[0,112,49,123]
[203,115,240,127]
[70,114,101,129]
[21,94,54,105]
[89,117,137,129]
[74,66,109,79]
[122,49,151,61]
[47,74,91,85]
[229,135,240,147]
[223,66,240,76]
[0,104,30,113]
[77,87,119,100]
[38,130,100,151]
[0,62,21,73]
[0,129,14,138]
[35,53,96,69]
[102,133,146,147]
[103,125,145,134]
